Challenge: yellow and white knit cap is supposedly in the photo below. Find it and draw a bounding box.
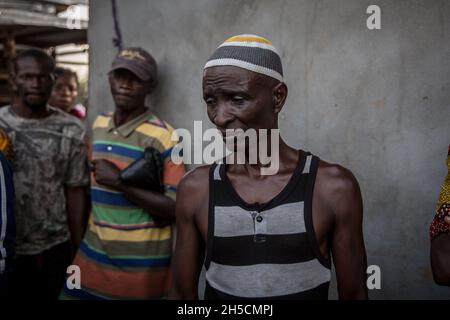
[204,34,283,82]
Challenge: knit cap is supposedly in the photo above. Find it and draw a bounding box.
[204,34,283,82]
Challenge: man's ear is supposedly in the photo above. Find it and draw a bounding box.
[272,82,288,114]
[146,78,157,94]
[150,78,158,90]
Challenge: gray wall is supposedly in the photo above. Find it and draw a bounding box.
[88,0,450,299]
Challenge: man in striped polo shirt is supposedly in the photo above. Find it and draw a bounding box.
[61,47,185,299]
[171,35,368,300]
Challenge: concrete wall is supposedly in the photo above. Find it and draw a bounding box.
[88,0,450,299]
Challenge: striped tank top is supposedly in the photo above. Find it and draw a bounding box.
[204,151,331,299]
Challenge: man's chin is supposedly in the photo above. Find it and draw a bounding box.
[115,102,137,111]
[51,100,72,111]
[224,138,251,153]
[24,98,48,109]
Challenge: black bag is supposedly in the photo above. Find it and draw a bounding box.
[119,146,164,193]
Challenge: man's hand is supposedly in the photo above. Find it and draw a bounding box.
[91,159,122,189]
[445,215,450,226]
[66,186,88,255]
[92,158,178,221]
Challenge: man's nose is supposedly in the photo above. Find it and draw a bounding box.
[29,77,40,88]
[60,86,70,96]
[118,76,133,89]
[213,103,234,128]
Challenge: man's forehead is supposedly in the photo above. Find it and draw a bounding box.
[203,66,256,83]
[16,57,51,72]
[203,65,274,90]
[55,75,77,84]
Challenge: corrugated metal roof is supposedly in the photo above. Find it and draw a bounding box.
[0,8,87,29]
[0,0,88,29]
[42,0,88,5]
[0,0,88,46]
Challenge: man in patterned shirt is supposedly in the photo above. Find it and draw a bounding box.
[0,48,89,299]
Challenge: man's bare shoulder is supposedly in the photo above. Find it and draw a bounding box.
[316,159,362,216]
[177,165,212,202]
[317,160,358,188]
[176,165,212,220]
[179,165,212,192]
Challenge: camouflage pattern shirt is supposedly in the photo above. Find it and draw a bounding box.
[0,105,89,255]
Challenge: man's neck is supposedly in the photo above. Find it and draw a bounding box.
[11,100,51,119]
[227,139,297,178]
[114,105,148,127]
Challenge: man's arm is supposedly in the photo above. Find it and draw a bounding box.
[119,185,176,222]
[322,164,368,299]
[169,168,208,299]
[430,216,450,286]
[92,159,176,222]
[66,186,88,252]
[64,126,90,252]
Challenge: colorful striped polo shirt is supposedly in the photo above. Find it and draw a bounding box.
[61,109,185,300]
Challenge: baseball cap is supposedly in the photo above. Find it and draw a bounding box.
[109,47,157,82]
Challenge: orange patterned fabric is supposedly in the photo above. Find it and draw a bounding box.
[0,128,13,160]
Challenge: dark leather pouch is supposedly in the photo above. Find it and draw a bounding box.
[119,146,164,193]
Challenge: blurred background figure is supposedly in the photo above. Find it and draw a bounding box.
[430,146,450,286]
[0,48,90,300]
[0,0,89,110]
[0,128,15,299]
[49,67,86,120]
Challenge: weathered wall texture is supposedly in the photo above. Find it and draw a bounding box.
[88,0,450,299]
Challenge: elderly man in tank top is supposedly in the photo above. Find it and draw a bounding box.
[170,35,368,300]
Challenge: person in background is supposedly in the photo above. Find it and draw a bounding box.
[430,146,450,286]
[49,67,86,120]
[60,47,185,300]
[0,129,15,298]
[0,48,89,300]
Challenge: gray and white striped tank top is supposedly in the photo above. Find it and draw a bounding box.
[204,151,331,300]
